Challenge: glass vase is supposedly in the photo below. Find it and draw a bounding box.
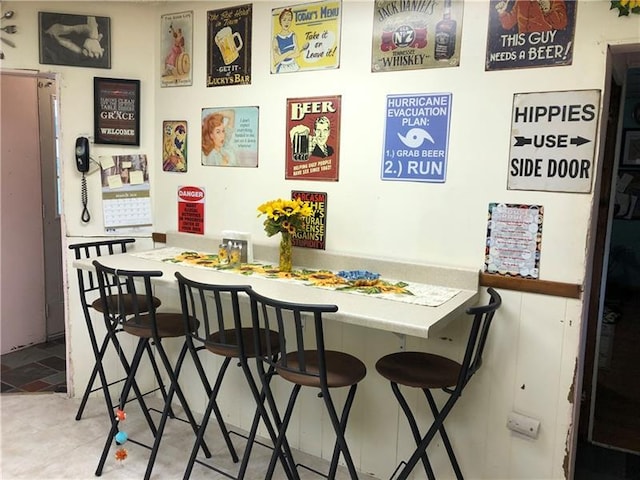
[279,231,293,272]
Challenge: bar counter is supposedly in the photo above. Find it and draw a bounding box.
[73,232,480,339]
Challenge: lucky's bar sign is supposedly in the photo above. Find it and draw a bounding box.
[507,90,600,193]
[381,92,452,183]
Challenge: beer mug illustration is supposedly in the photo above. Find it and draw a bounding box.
[215,27,243,65]
[289,125,310,162]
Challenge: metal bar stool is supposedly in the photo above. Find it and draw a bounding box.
[91,261,211,480]
[375,287,502,480]
[175,272,297,480]
[247,289,367,480]
[69,239,164,422]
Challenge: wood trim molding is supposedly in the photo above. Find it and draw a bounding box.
[479,272,582,299]
[151,232,167,244]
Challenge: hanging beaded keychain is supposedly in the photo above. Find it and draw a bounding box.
[113,270,129,463]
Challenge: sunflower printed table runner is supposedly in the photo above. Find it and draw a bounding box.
[132,247,461,307]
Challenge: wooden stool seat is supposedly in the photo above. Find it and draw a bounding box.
[123,313,197,338]
[92,293,160,314]
[278,350,366,388]
[375,351,460,389]
[204,327,279,358]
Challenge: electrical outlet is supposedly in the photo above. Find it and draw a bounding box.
[506,412,540,439]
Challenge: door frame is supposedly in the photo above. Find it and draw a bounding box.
[576,43,640,459]
[36,73,65,340]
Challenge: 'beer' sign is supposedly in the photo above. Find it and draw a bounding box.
[286,95,341,181]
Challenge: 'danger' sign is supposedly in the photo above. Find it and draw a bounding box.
[507,90,600,193]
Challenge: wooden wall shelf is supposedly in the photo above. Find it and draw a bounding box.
[152,232,167,243]
[479,272,582,299]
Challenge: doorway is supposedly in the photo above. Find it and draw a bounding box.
[576,44,640,477]
[0,71,64,353]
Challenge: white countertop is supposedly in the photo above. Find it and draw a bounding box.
[74,245,479,338]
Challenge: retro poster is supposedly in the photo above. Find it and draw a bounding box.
[371,0,463,72]
[485,0,577,71]
[485,203,543,279]
[381,93,452,183]
[201,106,259,167]
[207,4,252,87]
[162,120,187,173]
[271,1,342,73]
[160,11,193,87]
[178,186,205,235]
[286,95,341,181]
[291,190,327,249]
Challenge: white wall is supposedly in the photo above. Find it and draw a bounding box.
[3,0,640,478]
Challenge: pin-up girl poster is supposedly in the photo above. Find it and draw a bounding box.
[201,106,259,167]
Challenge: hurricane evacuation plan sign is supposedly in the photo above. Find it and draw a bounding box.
[382,93,452,183]
[507,90,600,193]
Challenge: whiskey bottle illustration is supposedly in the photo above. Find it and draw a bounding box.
[434,0,457,61]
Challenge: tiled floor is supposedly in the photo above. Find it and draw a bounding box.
[2,338,638,479]
[0,337,66,393]
[0,393,379,479]
[0,337,378,479]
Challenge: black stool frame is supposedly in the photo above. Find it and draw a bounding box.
[69,239,164,422]
[382,288,502,480]
[248,289,366,480]
[91,261,211,480]
[175,273,297,480]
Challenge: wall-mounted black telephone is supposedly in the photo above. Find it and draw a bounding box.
[75,136,90,172]
[75,137,91,222]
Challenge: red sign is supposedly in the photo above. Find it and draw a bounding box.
[291,190,327,250]
[286,95,341,181]
[178,186,205,234]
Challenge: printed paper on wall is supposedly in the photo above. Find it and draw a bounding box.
[485,203,543,279]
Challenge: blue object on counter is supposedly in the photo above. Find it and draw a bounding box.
[337,270,380,282]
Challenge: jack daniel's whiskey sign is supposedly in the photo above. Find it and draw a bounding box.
[371,0,463,72]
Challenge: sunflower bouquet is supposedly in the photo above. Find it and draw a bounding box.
[611,0,640,15]
[257,197,313,237]
[257,197,312,272]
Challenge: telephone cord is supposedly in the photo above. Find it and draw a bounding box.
[81,172,91,223]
